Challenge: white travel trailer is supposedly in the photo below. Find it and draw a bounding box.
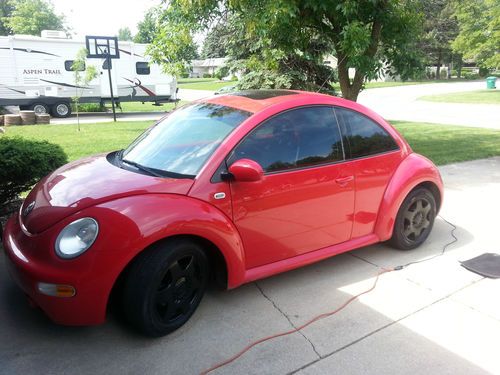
[0,31,177,117]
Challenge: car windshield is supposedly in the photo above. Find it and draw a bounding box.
[122,103,251,177]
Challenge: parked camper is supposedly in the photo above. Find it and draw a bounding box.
[0,32,177,118]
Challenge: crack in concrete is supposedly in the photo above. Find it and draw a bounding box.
[288,276,483,374]
[254,282,322,359]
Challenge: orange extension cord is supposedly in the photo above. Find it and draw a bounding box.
[200,216,457,374]
[200,268,393,375]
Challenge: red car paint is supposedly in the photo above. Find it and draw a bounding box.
[2,90,443,326]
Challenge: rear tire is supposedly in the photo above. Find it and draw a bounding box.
[51,102,72,118]
[389,188,437,250]
[122,239,209,337]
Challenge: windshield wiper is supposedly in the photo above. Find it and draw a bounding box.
[121,158,166,178]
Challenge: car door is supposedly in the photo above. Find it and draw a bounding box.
[334,107,403,238]
[227,106,355,269]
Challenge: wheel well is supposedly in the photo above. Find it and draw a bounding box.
[412,181,442,210]
[108,235,228,311]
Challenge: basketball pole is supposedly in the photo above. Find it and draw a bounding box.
[107,51,117,122]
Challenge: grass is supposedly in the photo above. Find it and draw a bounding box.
[3,120,500,166]
[4,121,154,161]
[117,100,188,112]
[177,79,236,91]
[391,121,500,165]
[331,79,472,92]
[418,90,500,105]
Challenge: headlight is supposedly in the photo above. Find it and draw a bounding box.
[55,218,99,259]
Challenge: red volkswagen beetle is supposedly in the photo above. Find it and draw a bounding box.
[3,90,443,336]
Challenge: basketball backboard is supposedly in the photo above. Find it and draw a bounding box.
[85,36,120,59]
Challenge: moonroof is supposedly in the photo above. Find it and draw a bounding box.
[230,90,298,100]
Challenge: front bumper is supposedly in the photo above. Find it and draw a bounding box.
[2,215,108,326]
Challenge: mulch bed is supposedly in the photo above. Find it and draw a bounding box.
[0,199,22,234]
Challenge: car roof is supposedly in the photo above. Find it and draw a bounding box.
[202,89,337,113]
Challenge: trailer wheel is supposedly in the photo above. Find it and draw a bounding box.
[30,103,50,115]
[52,102,72,118]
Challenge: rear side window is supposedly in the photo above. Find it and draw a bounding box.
[65,60,85,71]
[136,62,150,75]
[335,108,398,158]
[228,106,344,173]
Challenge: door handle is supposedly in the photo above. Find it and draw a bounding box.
[335,176,354,186]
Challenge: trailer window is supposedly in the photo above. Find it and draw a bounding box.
[136,62,150,75]
[65,60,85,72]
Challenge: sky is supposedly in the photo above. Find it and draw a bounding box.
[51,0,160,40]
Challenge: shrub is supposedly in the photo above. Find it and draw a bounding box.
[0,137,67,208]
[180,72,190,78]
[463,72,480,80]
[202,73,212,78]
[215,65,230,80]
[72,103,103,112]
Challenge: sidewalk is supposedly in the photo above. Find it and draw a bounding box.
[1,157,499,374]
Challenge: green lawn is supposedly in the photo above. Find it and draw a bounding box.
[117,100,188,112]
[177,80,236,91]
[3,120,500,166]
[418,90,500,105]
[332,79,472,92]
[391,121,500,165]
[4,121,153,161]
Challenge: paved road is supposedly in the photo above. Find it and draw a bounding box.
[50,111,166,125]
[27,82,499,128]
[1,157,499,374]
[358,81,500,129]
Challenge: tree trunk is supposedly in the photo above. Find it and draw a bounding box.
[335,14,383,101]
[436,50,442,79]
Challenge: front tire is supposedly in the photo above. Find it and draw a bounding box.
[122,239,209,337]
[389,188,437,250]
[30,102,50,115]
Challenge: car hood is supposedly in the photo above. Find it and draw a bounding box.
[20,153,195,234]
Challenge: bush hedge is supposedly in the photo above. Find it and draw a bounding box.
[0,137,67,208]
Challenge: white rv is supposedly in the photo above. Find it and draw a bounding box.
[0,31,177,117]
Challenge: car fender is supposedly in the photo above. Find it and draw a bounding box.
[374,153,443,241]
[93,194,247,290]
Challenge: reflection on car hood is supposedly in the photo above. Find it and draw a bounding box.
[20,153,194,234]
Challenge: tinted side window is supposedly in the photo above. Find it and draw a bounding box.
[228,106,343,173]
[136,62,150,75]
[335,108,398,158]
[65,60,85,71]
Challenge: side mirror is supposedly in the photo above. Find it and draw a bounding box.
[228,159,264,182]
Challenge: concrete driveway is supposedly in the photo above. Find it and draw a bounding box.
[358,81,500,129]
[1,157,499,375]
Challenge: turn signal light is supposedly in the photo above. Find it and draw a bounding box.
[37,282,76,297]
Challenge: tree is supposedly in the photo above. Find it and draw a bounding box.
[5,0,66,36]
[151,0,425,101]
[420,0,458,79]
[452,0,500,69]
[200,19,231,58]
[118,27,133,41]
[134,7,158,44]
[72,48,97,131]
[0,1,14,35]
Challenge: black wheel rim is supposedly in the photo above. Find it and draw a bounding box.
[402,197,432,242]
[154,254,204,324]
